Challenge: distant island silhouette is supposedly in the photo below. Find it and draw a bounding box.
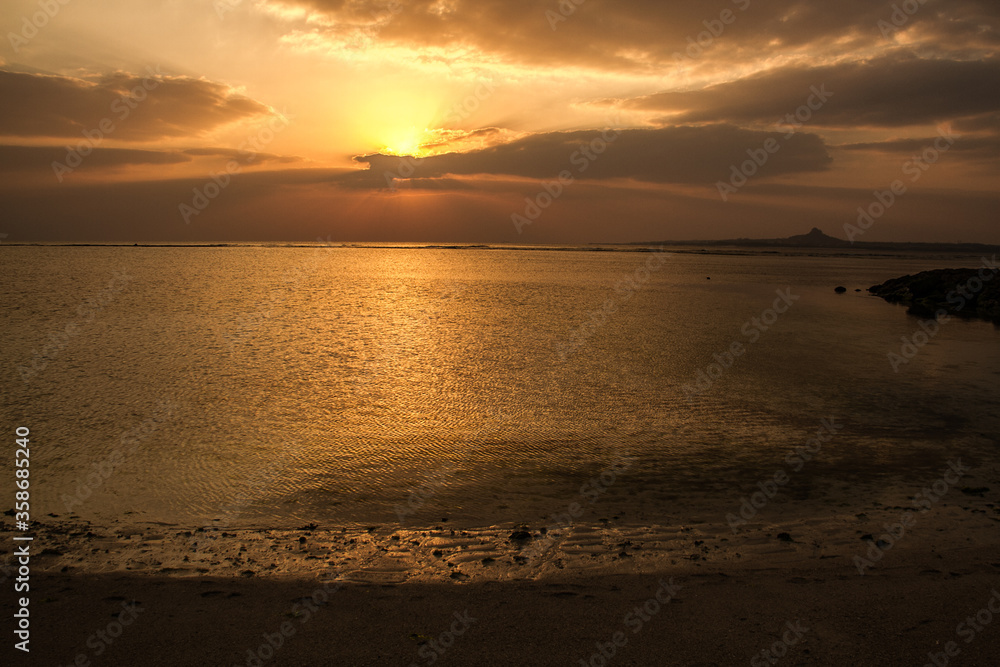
[638,228,1000,254]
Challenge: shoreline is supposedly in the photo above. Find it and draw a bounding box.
[6,467,998,664]
[4,442,999,666]
[5,474,997,584]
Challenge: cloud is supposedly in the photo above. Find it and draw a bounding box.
[269,0,1000,72]
[0,145,304,180]
[619,54,1000,129]
[0,68,275,141]
[417,127,510,152]
[955,113,1000,133]
[838,136,1000,154]
[345,125,832,187]
[0,144,191,172]
[181,147,303,165]
[2,168,997,244]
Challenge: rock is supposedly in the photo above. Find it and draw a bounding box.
[776,532,793,542]
[869,267,1000,323]
[509,530,531,541]
[834,286,847,293]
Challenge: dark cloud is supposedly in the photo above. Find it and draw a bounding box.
[955,112,1000,133]
[837,136,1000,157]
[0,168,356,242]
[2,168,997,244]
[0,144,190,172]
[346,125,832,187]
[274,0,1000,71]
[379,176,475,191]
[0,145,304,179]
[0,68,274,141]
[182,147,303,164]
[623,54,1000,129]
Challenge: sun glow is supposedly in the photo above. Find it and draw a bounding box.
[380,126,430,156]
[351,87,442,158]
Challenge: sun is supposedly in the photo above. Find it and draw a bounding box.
[380,127,433,157]
[380,126,427,156]
[351,86,442,158]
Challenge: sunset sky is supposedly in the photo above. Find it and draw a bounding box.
[1,0,998,243]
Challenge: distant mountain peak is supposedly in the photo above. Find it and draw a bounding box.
[642,227,998,252]
[784,227,849,247]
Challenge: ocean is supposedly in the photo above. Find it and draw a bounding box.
[3,245,998,530]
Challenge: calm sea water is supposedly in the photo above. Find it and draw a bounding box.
[2,246,998,529]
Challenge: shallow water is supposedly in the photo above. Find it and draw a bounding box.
[2,246,998,529]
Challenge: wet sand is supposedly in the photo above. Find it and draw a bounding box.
[7,562,1000,667]
[3,472,1000,666]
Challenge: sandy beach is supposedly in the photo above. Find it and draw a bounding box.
[5,465,999,666]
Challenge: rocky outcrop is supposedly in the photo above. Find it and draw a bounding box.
[868,267,1000,323]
